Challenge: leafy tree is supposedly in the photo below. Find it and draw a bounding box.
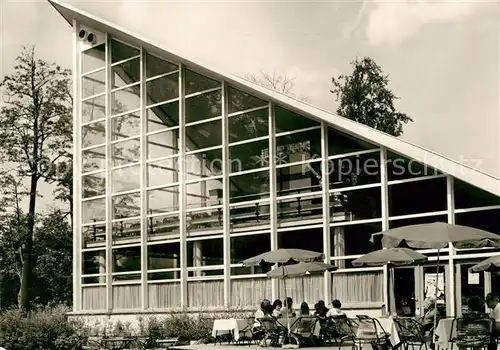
[0,46,72,311]
[331,57,413,137]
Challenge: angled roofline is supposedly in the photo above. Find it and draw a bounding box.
[48,0,500,197]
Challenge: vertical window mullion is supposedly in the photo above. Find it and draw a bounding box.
[140,47,148,310]
[269,101,278,301]
[105,33,113,312]
[222,81,230,307]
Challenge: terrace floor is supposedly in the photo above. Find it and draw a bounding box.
[172,344,353,350]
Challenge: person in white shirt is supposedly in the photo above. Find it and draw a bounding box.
[486,293,500,350]
[272,299,283,318]
[254,299,272,329]
[326,299,347,318]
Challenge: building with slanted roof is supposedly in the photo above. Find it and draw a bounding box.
[49,0,500,321]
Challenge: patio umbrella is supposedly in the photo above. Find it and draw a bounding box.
[370,222,500,343]
[266,261,337,278]
[242,249,325,341]
[352,248,428,315]
[352,248,428,267]
[241,248,324,266]
[469,254,500,273]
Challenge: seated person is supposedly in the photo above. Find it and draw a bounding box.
[464,296,486,319]
[314,300,328,318]
[254,299,272,329]
[486,293,500,350]
[327,299,347,319]
[272,299,283,318]
[419,297,440,334]
[299,302,310,316]
[282,297,297,318]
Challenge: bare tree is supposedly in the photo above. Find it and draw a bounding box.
[244,70,311,102]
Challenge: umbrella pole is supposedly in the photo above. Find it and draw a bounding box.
[432,248,441,345]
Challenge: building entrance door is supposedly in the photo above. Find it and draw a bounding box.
[413,264,448,318]
[392,267,416,316]
[455,261,486,316]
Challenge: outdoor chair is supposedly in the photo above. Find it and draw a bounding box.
[331,317,359,350]
[394,316,432,350]
[354,315,389,350]
[289,316,318,346]
[449,317,493,350]
[258,317,285,347]
[237,317,258,346]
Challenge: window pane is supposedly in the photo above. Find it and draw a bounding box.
[147,101,179,132]
[277,160,322,197]
[331,187,382,223]
[112,217,141,242]
[185,69,220,95]
[386,152,440,181]
[82,95,105,123]
[111,165,141,193]
[228,87,267,114]
[146,53,177,78]
[228,109,268,143]
[83,250,106,275]
[230,234,271,275]
[112,192,141,219]
[112,57,140,89]
[112,246,141,273]
[112,112,140,140]
[185,90,222,124]
[187,239,223,267]
[82,121,105,148]
[147,129,179,160]
[82,198,106,224]
[230,139,269,172]
[456,210,500,236]
[187,208,223,234]
[82,222,106,248]
[82,146,105,173]
[328,127,377,156]
[279,227,323,252]
[111,84,140,115]
[185,119,222,150]
[332,222,382,268]
[112,138,140,166]
[329,151,381,189]
[277,192,323,224]
[147,214,179,239]
[186,178,223,210]
[82,43,105,73]
[229,171,270,203]
[148,243,181,270]
[276,128,321,165]
[147,157,179,188]
[82,69,105,98]
[185,149,223,180]
[275,106,319,134]
[111,39,139,63]
[148,186,180,215]
[146,73,179,106]
[82,172,106,198]
[230,202,270,232]
[388,177,447,217]
[454,179,500,210]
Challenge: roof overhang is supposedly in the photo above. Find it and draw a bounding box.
[49,0,500,197]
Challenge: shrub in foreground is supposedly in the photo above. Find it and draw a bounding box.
[0,305,88,350]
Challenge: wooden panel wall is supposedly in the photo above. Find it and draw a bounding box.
[188,280,224,307]
[148,282,181,308]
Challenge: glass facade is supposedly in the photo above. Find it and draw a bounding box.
[75,26,500,314]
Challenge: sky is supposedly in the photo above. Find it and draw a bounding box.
[0,0,499,210]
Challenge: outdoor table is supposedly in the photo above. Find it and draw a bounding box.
[356,317,400,346]
[435,318,456,350]
[211,318,252,342]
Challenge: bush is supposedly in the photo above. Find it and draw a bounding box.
[0,305,88,350]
